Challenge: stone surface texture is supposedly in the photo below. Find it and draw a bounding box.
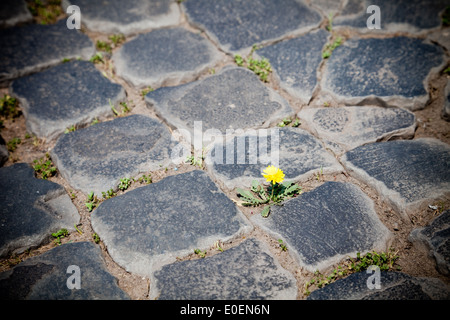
[150,238,297,300]
[0,163,80,257]
[91,170,251,277]
[11,60,126,140]
[51,114,175,195]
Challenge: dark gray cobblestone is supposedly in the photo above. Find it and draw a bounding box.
[0,19,94,83]
[151,238,297,300]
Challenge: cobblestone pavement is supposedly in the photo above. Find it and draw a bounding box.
[0,0,449,301]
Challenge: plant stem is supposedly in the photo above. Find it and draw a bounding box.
[270,182,275,201]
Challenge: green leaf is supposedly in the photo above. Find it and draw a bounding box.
[250,180,260,192]
[261,205,270,218]
[284,183,301,196]
[237,188,267,206]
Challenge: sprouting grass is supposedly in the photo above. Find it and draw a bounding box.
[141,86,154,97]
[118,177,131,191]
[7,137,21,152]
[322,37,342,59]
[96,40,112,54]
[277,117,300,127]
[237,179,302,218]
[28,0,63,25]
[0,94,21,120]
[32,153,57,179]
[234,45,272,82]
[108,34,125,46]
[51,228,68,245]
[90,52,104,64]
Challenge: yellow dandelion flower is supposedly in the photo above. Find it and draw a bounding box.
[262,165,285,185]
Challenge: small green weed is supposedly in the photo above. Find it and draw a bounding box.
[109,99,132,116]
[32,153,57,179]
[52,228,68,245]
[213,240,224,252]
[90,52,104,64]
[186,155,203,167]
[316,166,324,181]
[248,57,272,82]
[0,94,21,119]
[194,249,207,258]
[442,6,450,26]
[74,224,83,235]
[69,190,77,199]
[234,54,245,67]
[7,137,21,152]
[118,177,132,191]
[322,37,342,59]
[92,233,100,244]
